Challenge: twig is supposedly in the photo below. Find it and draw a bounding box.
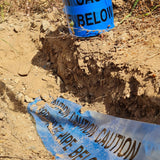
[143,4,160,16]
[119,0,140,24]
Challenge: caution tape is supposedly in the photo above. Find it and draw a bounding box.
[28,97,160,160]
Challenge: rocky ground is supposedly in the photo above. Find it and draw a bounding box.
[0,0,160,159]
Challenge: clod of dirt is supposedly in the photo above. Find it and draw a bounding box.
[41,20,51,32]
[13,25,22,33]
[18,63,32,76]
[40,93,50,102]
[16,92,25,103]
[24,95,33,103]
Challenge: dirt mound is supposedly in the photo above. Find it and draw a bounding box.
[38,15,160,123]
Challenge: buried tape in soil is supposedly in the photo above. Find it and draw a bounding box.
[28,97,160,160]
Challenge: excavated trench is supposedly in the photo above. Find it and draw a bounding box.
[32,16,160,124]
[1,2,159,159]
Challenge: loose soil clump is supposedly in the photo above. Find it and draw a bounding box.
[39,15,160,124]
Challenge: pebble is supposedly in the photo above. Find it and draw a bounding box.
[41,20,50,32]
[13,25,22,33]
[137,87,144,96]
[56,76,63,86]
[24,95,33,103]
[74,41,81,46]
[42,76,48,81]
[48,26,57,32]
[40,93,50,102]
[18,63,31,76]
[52,6,59,14]
[145,86,155,97]
[16,92,25,102]
[14,78,20,84]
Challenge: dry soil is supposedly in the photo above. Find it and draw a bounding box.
[0,1,160,159]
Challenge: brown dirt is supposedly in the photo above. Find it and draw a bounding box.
[0,1,160,159]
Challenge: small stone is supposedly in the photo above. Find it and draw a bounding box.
[14,78,20,84]
[16,92,24,102]
[48,26,57,32]
[18,63,31,76]
[42,76,48,81]
[85,56,89,61]
[13,25,22,33]
[48,74,53,77]
[24,95,33,103]
[114,21,119,27]
[137,87,144,96]
[74,41,81,46]
[52,6,59,14]
[41,20,50,32]
[40,93,50,102]
[56,76,64,86]
[145,86,155,97]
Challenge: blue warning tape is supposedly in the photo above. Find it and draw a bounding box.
[28,97,160,160]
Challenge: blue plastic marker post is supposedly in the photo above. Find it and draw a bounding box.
[63,0,115,37]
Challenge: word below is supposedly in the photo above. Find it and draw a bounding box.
[67,6,113,27]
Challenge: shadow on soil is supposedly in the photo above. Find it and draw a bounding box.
[32,27,160,124]
[0,80,26,113]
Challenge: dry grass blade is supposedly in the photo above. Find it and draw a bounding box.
[143,4,160,16]
[119,0,140,24]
